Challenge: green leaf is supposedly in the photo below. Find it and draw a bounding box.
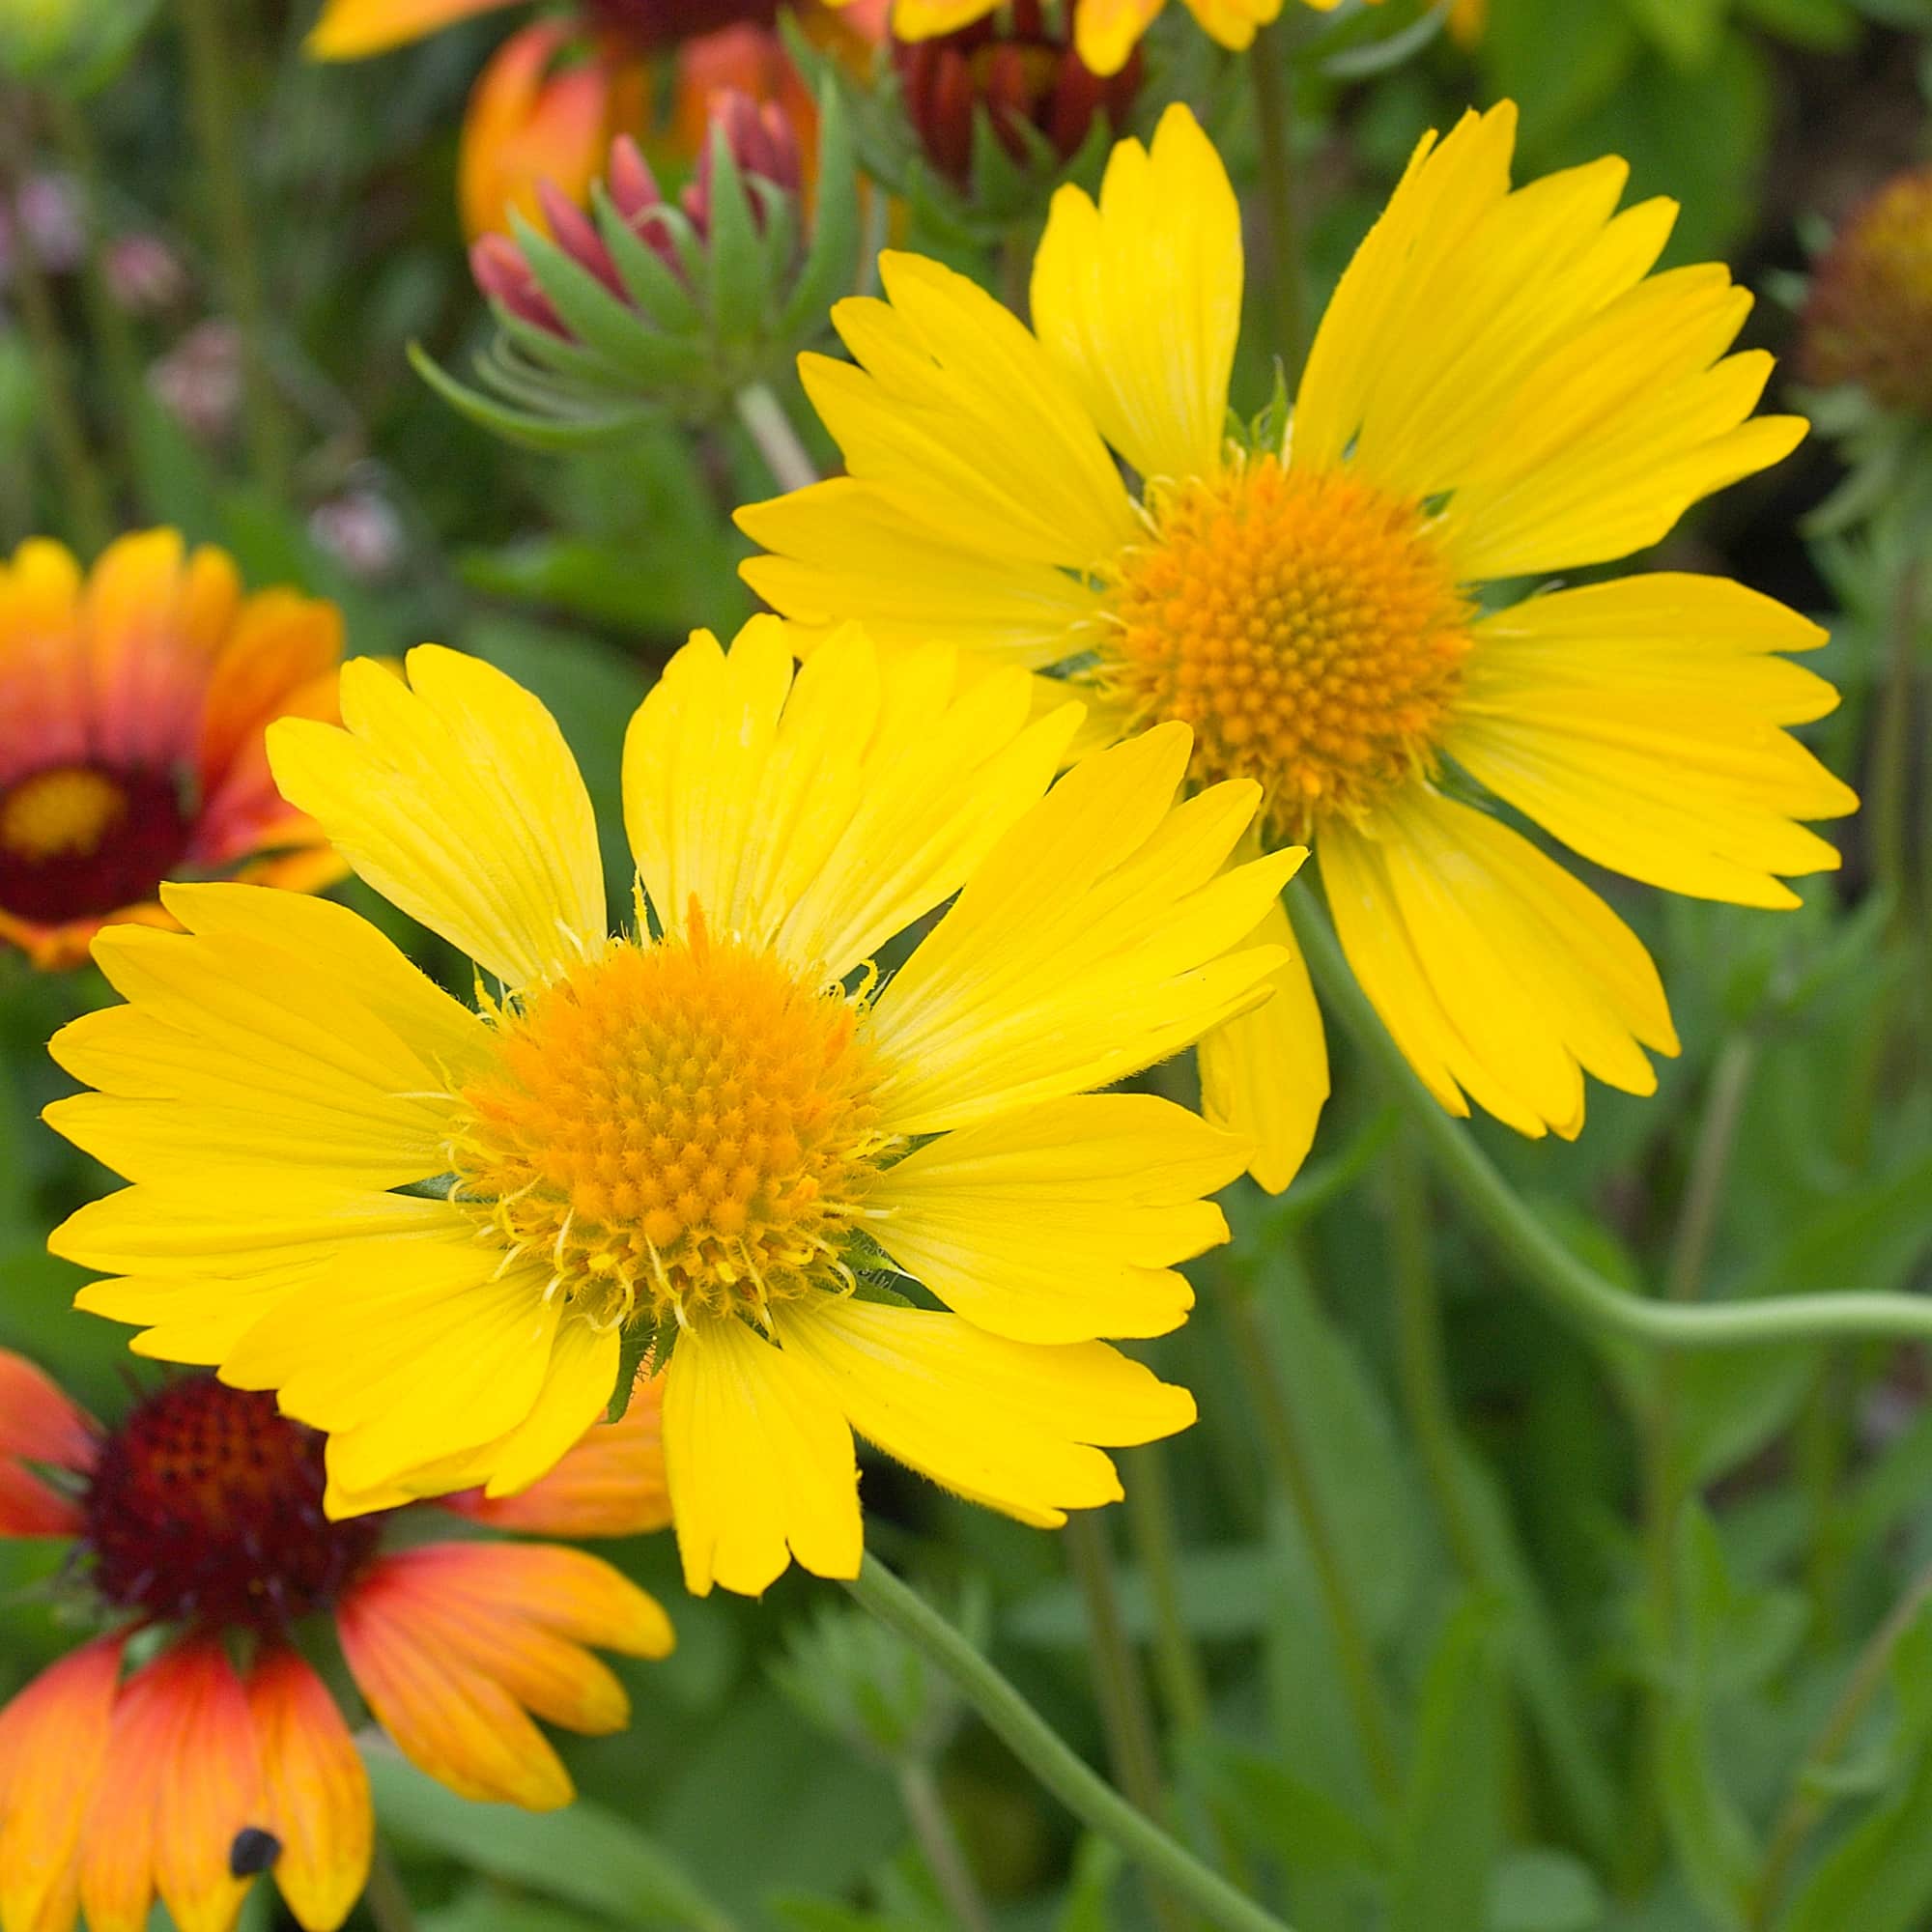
[1204,1745,1383,1874]
[1005,1544,1278,1646]
[702,128,769,344]
[423,1889,615,1932]
[1780,1735,1932,1932]
[594,186,701,334]
[1387,1595,1510,1932]
[366,1753,733,1932]
[409,341,658,453]
[1054,1836,1123,1932]
[781,83,863,342]
[1487,1848,1605,1932]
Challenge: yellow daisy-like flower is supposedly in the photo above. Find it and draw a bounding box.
[852,0,1363,76]
[46,623,1298,1597]
[736,102,1858,1174]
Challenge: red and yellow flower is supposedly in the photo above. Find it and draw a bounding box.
[0,1352,672,1932]
[0,531,346,972]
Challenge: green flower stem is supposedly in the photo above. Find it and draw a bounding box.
[1125,1444,1212,1739]
[1387,1132,1486,1584]
[845,1553,1301,1932]
[896,1758,995,1932]
[1286,891,1932,1352]
[1748,1558,1932,1928]
[0,99,111,550]
[1065,1511,1195,1932]
[736,382,819,494]
[178,0,294,498]
[43,91,149,516]
[1664,1035,1759,1303]
[1216,1264,1404,1804]
[364,1838,419,1932]
[1249,22,1306,385]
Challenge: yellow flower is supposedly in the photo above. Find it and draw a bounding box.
[47,624,1297,1598]
[736,102,1858,1171]
[849,0,1364,75]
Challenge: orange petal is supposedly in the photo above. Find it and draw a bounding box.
[336,1558,577,1812]
[0,1461,83,1539]
[306,0,521,60]
[0,1636,126,1932]
[391,1542,675,1660]
[247,1649,372,1932]
[0,1349,100,1470]
[153,1640,264,1932]
[445,1369,671,1540]
[196,590,344,789]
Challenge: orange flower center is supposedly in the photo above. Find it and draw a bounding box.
[1101,457,1473,839]
[0,765,126,861]
[449,908,892,1332]
[84,1378,380,1632]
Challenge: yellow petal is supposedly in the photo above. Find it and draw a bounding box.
[867,724,1301,1132]
[217,1233,559,1502]
[804,251,1138,569]
[1319,786,1677,1141]
[662,1316,862,1597]
[1179,0,1287,48]
[871,1094,1245,1346]
[736,478,1105,664]
[1070,0,1164,71]
[305,0,520,58]
[1448,575,1856,908]
[778,1297,1196,1528]
[1295,105,1519,476]
[1436,269,1806,581]
[268,646,605,989]
[1032,103,1241,485]
[1196,886,1329,1192]
[625,624,1080,982]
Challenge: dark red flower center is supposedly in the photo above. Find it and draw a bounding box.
[82,1378,380,1633]
[0,762,193,929]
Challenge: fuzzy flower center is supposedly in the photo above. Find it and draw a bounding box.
[83,1378,380,1632]
[0,765,127,859]
[0,762,193,926]
[448,909,892,1333]
[1101,457,1473,838]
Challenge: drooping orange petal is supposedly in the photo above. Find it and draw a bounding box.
[0,1461,83,1539]
[336,1558,576,1812]
[246,1649,372,1932]
[444,1369,671,1540]
[153,1639,264,1932]
[305,0,522,61]
[0,1636,126,1932]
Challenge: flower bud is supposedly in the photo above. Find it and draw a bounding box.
[1800,166,1932,420]
[425,81,859,441]
[895,0,1140,189]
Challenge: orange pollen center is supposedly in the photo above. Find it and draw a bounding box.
[0,765,126,861]
[447,909,893,1331]
[1101,457,1474,838]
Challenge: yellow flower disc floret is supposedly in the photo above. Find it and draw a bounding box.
[1102,456,1474,841]
[448,907,894,1333]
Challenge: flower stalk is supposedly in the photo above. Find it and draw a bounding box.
[845,1552,1301,1932]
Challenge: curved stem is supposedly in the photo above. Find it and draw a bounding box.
[1286,892,1932,1352]
[1248,23,1305,384]
[897,1759,995,1932]
[1387,1133,1485,1583]
[1749,1560,1932,1927]
[1126,1444,1211,1740]
[1065,1514,1194,1932]
[736,382,819,493]
[844,1553,1301,1932]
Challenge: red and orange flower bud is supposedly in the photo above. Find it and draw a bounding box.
[1800,165,1932,418]
[470,94,803,339]
[894,0,1140,187]
[457,17,650,238]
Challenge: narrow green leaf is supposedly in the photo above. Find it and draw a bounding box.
[702,129,768,342]
[780,82,862,342]
[510,215,707,389]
